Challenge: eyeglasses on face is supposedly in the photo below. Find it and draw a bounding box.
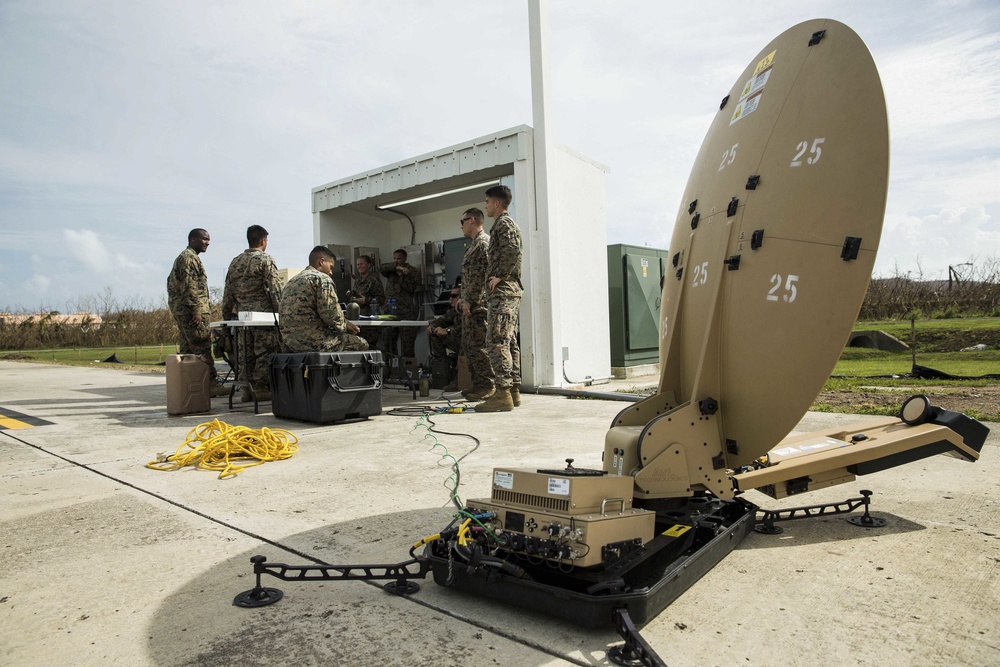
[459,217,472,227]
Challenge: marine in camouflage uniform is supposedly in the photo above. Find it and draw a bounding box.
[279,247,368,353]
[427,289,463,361]
[477,186,521,413]
[221,225,282,393]
[378,249,420,358]
[485,206,522,390]
[167,228,222,389]
[350,255,385,350]
[459,210,492,394]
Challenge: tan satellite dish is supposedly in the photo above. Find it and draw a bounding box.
[606,19,983,500]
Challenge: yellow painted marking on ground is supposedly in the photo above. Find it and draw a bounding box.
[0,415,34,429]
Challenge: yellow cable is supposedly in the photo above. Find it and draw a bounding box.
[146,418,299,479]
[456,517,472,546]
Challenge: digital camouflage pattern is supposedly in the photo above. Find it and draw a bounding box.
[486,213,522,389]
[222,249,282,318]
[461,230,490,315]
[486,213,522,298]
[487,295,520,389]
[428,307,463,360]
[167,247,210,314]
[279,266,368,353]
[378,261,420,317]
[379,261,420,357]
[352,271,386,350]
[167,246,217,380]
[461,228,492,389]
[462,310,491,390]
[351,272,385,317]
[222,248,282,388]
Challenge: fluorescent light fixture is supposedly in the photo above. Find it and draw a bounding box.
[376,179,500,210]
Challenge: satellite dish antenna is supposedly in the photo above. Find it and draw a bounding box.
[606,18,986,500]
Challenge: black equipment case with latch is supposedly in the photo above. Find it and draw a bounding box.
[269,351,384,423]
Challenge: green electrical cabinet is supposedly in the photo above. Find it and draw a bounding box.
[608,244,671,368]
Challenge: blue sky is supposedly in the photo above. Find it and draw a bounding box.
[1,1,998,312]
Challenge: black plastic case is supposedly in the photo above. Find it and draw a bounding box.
[270,351,384,423]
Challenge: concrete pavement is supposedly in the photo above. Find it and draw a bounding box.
[1,360,997,666]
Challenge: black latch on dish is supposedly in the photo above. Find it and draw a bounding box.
[720,95,729,110]
[786,476,811,495]
[691,213,700,230]
[841,236,862,261]
[676,268,683,280]
[725,255,741,271]
[712,453,726,470]
[698,396,719,415]
[688,199,698,214]
[751,229,764,250]
[808,30,826,46]
[746,175,760,190]
[726,439,739,455]
[727,197,739,217]
[672,252,680,267]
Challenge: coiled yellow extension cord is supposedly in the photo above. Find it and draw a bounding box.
[146,418,299,479]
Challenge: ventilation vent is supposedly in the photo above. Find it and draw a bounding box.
[492,490,571,512]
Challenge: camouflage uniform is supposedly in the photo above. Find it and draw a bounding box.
[378,261,420,358]
[428,307,463,360]
[461,230,492,390]
[222,249,282,389]
[167,247,218,381]
[279,266,368,353]
[351,271,385,349]
[486,213,522,390]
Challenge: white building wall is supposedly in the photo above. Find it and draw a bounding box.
[551,144,612,383]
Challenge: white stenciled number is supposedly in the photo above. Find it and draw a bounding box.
[718,143,738,171]
[790,138,825,167]
[691,262,709,287]
[767,274,799,302]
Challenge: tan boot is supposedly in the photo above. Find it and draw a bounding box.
[240,386,253,403]
[476,387,513,412]
[211,383,231,398]
[510,386,521,407]
[464,385,495,402]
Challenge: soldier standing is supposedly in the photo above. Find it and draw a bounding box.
[222,225,282,401]
[378,249,420,359]
[458,208,494,400]
[349,254,385,350]
[167,228,228,397]
[477,185,522,413]
[279,246,368,353]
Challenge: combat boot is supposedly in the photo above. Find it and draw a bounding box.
[240,386,253,402]
[476,387,513,413]
[464,385,495,402]
[510,386,521,407]
[211,383,231,398]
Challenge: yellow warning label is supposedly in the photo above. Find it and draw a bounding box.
[753,50,776,77]
[661,524,692,538]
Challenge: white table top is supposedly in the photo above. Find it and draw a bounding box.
[211,319,428,328]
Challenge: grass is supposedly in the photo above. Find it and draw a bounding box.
[0,345,176,369]
[830,348,1000,382]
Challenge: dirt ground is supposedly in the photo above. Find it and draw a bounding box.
[815,384,1000,422]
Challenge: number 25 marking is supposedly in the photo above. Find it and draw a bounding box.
[691,262,709,287]
[718,143,738,171]
[767,274,798,302]
[790,138,825,167]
